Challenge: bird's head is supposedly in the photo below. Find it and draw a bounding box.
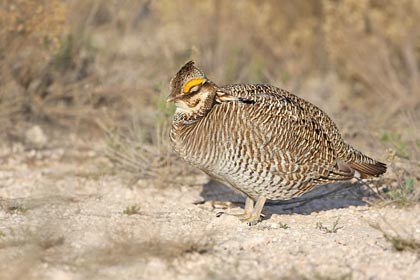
[167,61,217,116]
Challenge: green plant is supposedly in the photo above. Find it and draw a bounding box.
[316,217,343,233]
[258,221,290,230]
[279,222,290,229]
[53,34,74,70]
[122,205,141,215]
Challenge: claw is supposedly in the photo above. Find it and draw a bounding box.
[214,196,267,225]
[240,213,265,226]
[215,211,224,218]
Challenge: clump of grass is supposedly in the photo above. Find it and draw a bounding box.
[316,217,343,233]
[258,221,290,230]
[182,240,212,255]
[104,117,175,186]
[381,177,417,207]
[6,204,27,214]
[371,222,420,254]
[122,205,141,215]
[103,96,197,187]
[279,222,290,229]
[370,157,419,207]
[364,120,420,207]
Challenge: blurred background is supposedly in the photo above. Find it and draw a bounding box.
[1,2,419,278]
[0,0,419,190]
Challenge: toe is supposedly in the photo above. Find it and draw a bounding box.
[240,213,262,226]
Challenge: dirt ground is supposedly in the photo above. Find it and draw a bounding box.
[0,139,419,280]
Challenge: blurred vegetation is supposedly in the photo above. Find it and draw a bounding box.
[371,221,420,254]
[1,0,419,126]
[0,0,419,193]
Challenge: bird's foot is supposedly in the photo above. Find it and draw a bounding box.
[215,209,251,219]
[215,210,263,226]
[215,196,267,226]
[240,212,265,226]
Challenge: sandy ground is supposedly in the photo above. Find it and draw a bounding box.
[0,144,419,280]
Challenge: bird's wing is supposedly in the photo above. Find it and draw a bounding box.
[217,84,355,184]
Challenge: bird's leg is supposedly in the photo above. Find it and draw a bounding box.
[244,196,254,215]
[216,197,254,219]
[233,196,254,220]
[240,196,267,226]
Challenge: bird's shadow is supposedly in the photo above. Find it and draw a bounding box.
[199,179,373,217]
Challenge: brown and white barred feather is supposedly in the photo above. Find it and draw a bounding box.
[170,83,386,201]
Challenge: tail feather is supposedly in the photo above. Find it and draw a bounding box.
[349,161,387,178]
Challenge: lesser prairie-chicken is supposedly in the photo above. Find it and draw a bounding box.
[167,61,386,225]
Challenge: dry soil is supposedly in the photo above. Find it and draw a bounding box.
[0,142,419,280]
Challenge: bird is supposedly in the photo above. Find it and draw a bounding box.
[167,60,386,225]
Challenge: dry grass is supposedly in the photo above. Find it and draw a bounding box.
[102,93,203,187]
[316,217,344,234]
[122,205,141,215]
[103,109,198,187]
[103,120,173,183]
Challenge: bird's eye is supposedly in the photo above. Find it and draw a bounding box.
[189,85,201,93]
[183,78,204,93]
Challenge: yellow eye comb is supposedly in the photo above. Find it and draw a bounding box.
[183,78,204,93]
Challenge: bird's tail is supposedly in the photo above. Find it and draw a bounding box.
[347,148,387,178]
[349,161,387,178]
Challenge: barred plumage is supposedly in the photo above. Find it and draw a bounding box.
[168,61,386,224]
